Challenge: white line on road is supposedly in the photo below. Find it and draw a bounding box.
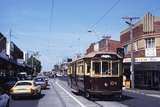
[146,94,160,98]
[55,81,86,107]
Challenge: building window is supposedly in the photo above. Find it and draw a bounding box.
[134,41,138,51]
[124,45,128,54]
[146,38,155,48]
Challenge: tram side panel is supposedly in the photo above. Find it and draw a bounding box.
[70,64,79,92]
[83,76,122,96]
[77,74,85,92]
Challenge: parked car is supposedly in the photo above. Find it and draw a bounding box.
[26,75,33,80]
[34,77,47,89]
[17,72,27,80]
[0,87,9,107]
[10,80,41,99]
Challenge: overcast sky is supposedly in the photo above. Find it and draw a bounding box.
[0,0,160,70]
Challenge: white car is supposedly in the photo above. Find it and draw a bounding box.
[10,80,41,99]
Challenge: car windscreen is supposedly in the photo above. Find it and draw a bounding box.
[34,78,45,82]
[16,82,32,86]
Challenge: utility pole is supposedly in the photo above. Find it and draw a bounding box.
[8,29,12,58]
[122,16,139,89]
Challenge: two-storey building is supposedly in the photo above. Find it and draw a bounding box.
[120,12,160,89]
[86,37,121,54]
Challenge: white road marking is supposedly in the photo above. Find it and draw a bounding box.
[146,94,160,98]
[55,81,86,107]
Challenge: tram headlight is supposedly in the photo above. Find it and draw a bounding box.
[110,81,117,86]
[104,82,108,87]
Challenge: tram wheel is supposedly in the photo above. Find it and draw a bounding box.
[115,94,122,100]
[85,92,91,99]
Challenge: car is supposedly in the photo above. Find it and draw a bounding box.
[0,87,10,107]
[34,77,47,89]
[17,72,27,80]
[10,80,41,99]
[26,75,33,80]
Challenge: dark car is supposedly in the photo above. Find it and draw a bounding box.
[0,87,10,107]
[34,77,47,89]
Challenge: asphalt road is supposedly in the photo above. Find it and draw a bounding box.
[10,77,160,107]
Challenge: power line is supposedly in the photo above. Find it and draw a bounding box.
[89,0,121,29]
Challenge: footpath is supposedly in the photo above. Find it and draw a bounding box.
[123,88,160,98]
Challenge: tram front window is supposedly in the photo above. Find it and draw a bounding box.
[102,62,110,75]
[112,61,118,75]
[87,65,90,73]
[93,62,101,74]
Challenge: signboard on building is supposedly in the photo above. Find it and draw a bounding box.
[17,59,24,64]
[145,48,156,56]
[123,57,160,63]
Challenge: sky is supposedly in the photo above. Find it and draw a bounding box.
[0,0,160,71]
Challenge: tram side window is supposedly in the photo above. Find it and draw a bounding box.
[87,64,90,73]
[93,62,101,74]
[102,62,110,75]
[112,61,118,75]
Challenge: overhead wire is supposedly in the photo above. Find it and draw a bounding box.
[89,0,121,30]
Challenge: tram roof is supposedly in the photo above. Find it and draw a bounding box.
[71,51,122,63]
[84,51,122,58]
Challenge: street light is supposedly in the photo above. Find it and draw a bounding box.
[87,30,110,39]
[122,16,139,89]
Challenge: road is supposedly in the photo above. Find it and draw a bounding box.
[10,77,160,107]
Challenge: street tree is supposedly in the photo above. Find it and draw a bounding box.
[27,56,42,75]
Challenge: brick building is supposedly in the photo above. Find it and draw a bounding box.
[86,43,95,54]
[86,37,121,54]
[120,12,160,89]
[0,33,7,53]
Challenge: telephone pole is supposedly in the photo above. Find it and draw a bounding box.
[122,16,139,89]
[8,29,12,58]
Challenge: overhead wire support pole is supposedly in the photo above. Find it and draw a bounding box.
[9,29,12,58]
[122,16,139,89]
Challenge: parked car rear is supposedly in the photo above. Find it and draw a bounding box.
[34,77,47,89]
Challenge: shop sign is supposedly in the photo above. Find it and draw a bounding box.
[145,48,156,56]
[123,57,160,63]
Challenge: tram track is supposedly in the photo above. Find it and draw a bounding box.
[55,78,104,107]
[50,80,67,107]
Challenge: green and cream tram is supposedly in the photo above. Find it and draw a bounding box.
[67,51,123,98]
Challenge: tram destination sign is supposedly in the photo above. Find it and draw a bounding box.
[101,55,111,58]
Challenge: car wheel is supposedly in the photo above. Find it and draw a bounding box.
[85,92,91,99]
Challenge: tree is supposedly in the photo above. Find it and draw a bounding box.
[27,56,42,75]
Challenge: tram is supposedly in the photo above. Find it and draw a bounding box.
[67,51,123,98]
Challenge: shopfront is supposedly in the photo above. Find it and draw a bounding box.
[123,61,160,90]
[134,62,160,89]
